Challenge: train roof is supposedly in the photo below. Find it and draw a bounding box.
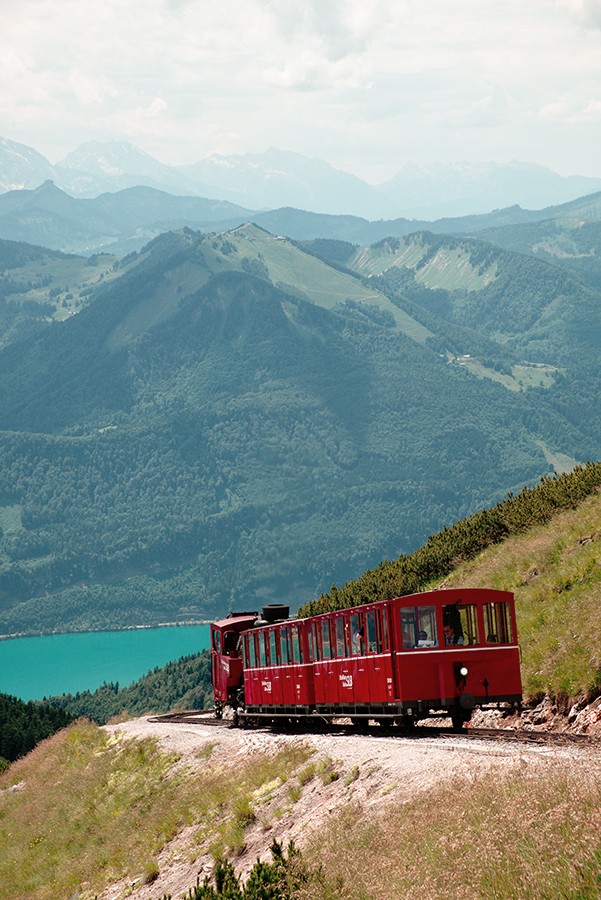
[212,613,258,629]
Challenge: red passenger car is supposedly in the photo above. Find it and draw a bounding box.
[210,588,522,729]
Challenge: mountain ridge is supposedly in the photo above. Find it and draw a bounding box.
[3,224,593,634]
[3,134,601,219]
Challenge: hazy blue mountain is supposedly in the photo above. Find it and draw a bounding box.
[3,177,601,259]
[0,137,57,192]
[3,135,601,219]
[178,147,380,216]
[0,182,254,254]
[375,160,601,219]
[2,223,598,635]
[56,140,210,198]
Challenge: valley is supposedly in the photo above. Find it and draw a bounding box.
[0,179,600,637]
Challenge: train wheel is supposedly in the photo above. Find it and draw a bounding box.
[451,713,465,732]
[399,715,415,733]
[351,717,370,732]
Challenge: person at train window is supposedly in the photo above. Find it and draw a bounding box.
[417,630,436,647]
[352,625,364,653]
[444,624,464,645]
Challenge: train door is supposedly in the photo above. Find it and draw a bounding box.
[288,622,311,706]
[316,617,336,706]
[378,605,397,701]
[307,619,323,705]
[269,628,284,706]
[362,608,391,703]
[348,611,370,703]
[332,613,353,704]
[244,632,261,706]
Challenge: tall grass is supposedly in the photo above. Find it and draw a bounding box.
[439,490,601,699]
[303,762,601,899]
[0,720,311,900]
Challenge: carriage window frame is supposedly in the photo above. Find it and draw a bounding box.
[334,618,345,657]
[269,629,280,666]
[457,604,479,645]
[308,621,319,661]
[350,613,363,655]
[484,601,514,644]
[280,627,290,665]
[212,629,222,654]
[365,610,380,653]
[248,633,257,668]
[290,625,302,663]
[321,620,332,659]
[381,607,390,652]
[400,605,438,648]
[258,632,267,667]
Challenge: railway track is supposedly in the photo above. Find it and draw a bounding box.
[149,710,596,747]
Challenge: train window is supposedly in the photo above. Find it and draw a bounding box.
[308,621,319,661]
[458,605,479,645]
[212,630,222,654]
[417,606,437,647]
[258,633,267,667]
[400,607,417,648]
[291,626,302,663]
[381,608,389,652]
[335,618,345,657]
[350,613,363,655]
[269,630,280,666]
[223,631,239,654]
[401,605,438,648]
[248,634,257,668]
[366,611,379,653]
[484,602,513,643]
[280,627,290,665]
[321,620,332,659]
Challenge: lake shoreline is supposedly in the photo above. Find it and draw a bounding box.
[0,620,212,642]
[0,624,212,702]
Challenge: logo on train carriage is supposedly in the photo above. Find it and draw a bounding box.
[340,674,353,689]
[221,660,230,673]
[261,680,272,692]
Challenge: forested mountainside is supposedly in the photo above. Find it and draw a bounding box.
[0,223,600,634]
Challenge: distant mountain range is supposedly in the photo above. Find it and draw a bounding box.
[3,177,601,259]
[2,135,601,219]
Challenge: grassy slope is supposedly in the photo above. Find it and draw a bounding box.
[306,764,601,899]
[0,715,598,898]
[435,490,601,699]
[0,720,311,900]
[1,488,600,897]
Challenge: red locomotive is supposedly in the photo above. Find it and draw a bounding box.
[210,588,522,730]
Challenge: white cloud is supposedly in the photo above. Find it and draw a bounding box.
[1,0,601,177]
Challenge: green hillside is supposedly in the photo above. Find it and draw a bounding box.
[300,463,601,700]
[479,217,601,289]
[0,227,599,634]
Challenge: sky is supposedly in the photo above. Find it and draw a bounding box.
[2,0,601,183]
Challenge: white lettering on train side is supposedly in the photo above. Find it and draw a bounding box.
[340,674,353,689]
[261,681,272,692]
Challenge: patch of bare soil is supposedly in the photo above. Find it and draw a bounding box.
[100,705,601,900]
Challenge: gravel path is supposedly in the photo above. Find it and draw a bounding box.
[100,715,601,900]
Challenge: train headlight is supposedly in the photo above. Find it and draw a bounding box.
[459,666,469,677]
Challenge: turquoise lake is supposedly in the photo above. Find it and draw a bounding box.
[0,625,211,701]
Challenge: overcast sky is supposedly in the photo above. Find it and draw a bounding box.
[2,0,601,182]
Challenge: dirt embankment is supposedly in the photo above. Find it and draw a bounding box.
[101,701,601,900]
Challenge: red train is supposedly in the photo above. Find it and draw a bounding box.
[210,588,522,730]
